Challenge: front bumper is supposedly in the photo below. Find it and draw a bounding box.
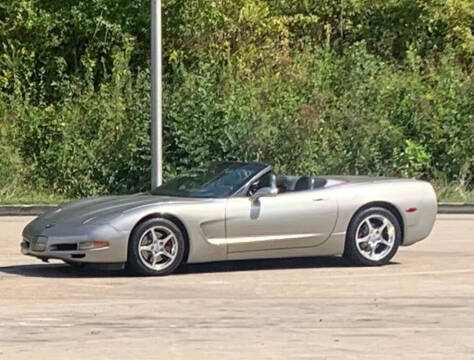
[21,221,130,264]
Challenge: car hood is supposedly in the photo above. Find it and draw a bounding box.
[40,193,202,225]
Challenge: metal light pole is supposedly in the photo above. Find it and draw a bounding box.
[151,0,163,188]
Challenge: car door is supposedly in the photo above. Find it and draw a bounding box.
[225,190,338,253]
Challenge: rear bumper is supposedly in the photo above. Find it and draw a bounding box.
[402,183,438,246]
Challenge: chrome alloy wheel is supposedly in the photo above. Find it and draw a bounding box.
[355,214,396,262]
[138,226,178,271]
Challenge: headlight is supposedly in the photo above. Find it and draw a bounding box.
[32,236,48,252]
[82,213,121,225]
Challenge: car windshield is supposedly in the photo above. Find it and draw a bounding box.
[151,162,267,198]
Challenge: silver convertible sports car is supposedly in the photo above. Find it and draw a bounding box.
[22,162,437,275]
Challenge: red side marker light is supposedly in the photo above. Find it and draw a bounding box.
[406,207,417,213]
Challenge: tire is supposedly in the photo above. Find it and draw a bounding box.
[127,218,186,276]
[344,207,401,266]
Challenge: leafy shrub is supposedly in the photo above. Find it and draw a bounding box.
[0,0,472,199]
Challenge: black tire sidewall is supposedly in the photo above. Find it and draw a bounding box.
[345,207,401,266]
[128,218,186,276]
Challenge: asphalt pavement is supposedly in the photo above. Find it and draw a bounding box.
[0,215,472,359]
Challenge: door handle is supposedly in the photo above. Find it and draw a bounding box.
[312,198,326,202]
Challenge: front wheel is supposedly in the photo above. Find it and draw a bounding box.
[127,218,186,276]
[344,207,401,266]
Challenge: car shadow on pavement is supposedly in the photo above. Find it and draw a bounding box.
[0,257,399,278]
[0,263,126,278]
[177,256,355,275]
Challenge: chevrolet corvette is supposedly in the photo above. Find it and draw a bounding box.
[22,162,437,275]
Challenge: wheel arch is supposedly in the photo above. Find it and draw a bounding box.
[129,213,190,264]
[346,201,405,247]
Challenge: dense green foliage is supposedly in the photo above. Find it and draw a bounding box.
[0,0,472,200]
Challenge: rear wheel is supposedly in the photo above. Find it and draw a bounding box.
[127,218,185,276]
[344,207,401,266]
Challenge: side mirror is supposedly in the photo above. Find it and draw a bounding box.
[250,186,278,201]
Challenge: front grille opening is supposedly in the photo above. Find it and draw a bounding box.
[50,243,78,251]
